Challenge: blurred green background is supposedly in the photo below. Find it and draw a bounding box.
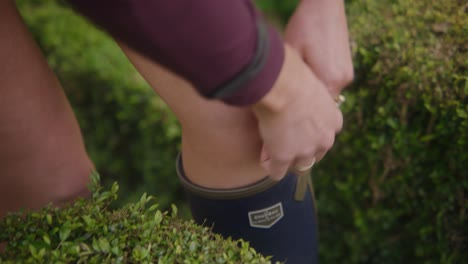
[14,0,467,263]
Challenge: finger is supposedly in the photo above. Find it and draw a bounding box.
[314,150,327,163]
[292,156,316,172]
[334,95,345,132]
[329,87,342,99]
[266,159,290,181]
[335,108,344,133]
[260,145,270,163]
[259,146,273,173]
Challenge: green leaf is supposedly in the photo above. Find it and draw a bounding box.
[154,211,163,225]
[98,238,110,253]
[59,225,71,242]
[43,234,51,246]
[46,214,53,225]
[171,204,178,218]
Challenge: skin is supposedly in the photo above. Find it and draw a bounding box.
[120,43,268,188]
[0,0,93,220]
[251,45,343,180]
[285,0,354,97]
[248,0,354,179]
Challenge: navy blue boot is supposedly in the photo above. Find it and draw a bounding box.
[177,155,318,263]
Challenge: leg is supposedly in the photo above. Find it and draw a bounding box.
[120,44,318,263]
[0,1,93,218]
[119,44,267,189]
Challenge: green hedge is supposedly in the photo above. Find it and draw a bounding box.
[0,173,275,263]
[4,0,467,263]
[314,0,467,263]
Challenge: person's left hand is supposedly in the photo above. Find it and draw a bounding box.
[284,0,354,98]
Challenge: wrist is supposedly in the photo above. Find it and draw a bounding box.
[251,45,297,116]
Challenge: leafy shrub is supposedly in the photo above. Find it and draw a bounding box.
[255,0,299,25]
[0,172,275,263]
[313,0,467,263]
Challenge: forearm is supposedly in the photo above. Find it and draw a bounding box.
[300,0,347,12]
[285,0,353,95]
[67,0,284,106]
[296,0,349,38]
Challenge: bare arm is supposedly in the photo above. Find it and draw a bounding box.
[285,0,354,97]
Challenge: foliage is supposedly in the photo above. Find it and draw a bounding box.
[313,0,467,263]
[255,0,299,25]
[0,172,275,263]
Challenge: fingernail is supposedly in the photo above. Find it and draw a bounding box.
[260,147,270,162]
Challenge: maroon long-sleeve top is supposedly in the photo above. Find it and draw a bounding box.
[67,0,285,106]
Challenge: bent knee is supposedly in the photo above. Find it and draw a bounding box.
[53,170,92,205]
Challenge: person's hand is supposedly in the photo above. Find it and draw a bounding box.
[284,0,354,97]
[251,45,343,180]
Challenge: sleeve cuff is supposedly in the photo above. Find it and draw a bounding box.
[221,25,285,106]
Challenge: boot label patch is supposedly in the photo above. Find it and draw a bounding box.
[248,202,283,229]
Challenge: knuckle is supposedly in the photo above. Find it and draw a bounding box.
[342,68,355,85]
[271,153,292,164]
[315,151,327,162]
[322,133,336,150]
[329,68,355,89]
[301,147,316,159]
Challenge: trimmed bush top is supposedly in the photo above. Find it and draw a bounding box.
[0,172,277,264]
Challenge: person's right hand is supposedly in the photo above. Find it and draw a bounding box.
[251,44,343,181]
